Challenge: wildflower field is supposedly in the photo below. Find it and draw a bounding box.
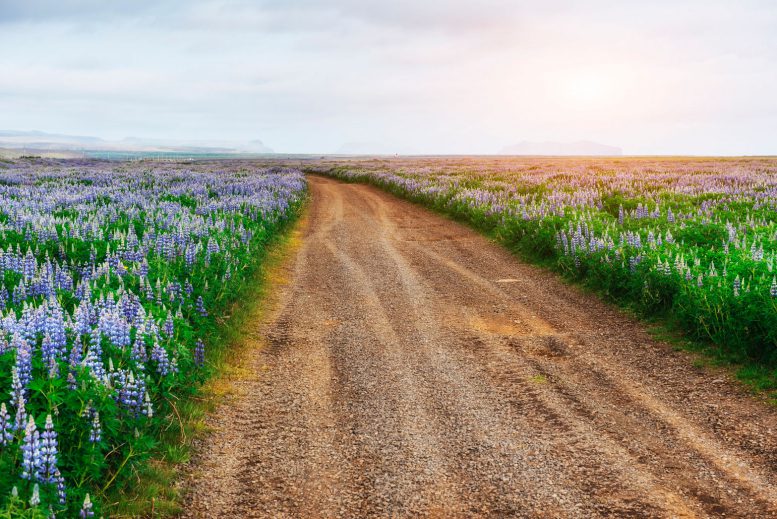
[319,157,777,373]
[0,159,305,516]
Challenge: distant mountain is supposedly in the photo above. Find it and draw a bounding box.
[500,140,622,156]
[0,130,274,154]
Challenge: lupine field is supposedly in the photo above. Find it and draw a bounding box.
[318,157,777,370]
[0,159,305,516]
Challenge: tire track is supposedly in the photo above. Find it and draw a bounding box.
[184,175,777,518]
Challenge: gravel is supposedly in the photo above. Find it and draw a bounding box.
[182,175,777,518]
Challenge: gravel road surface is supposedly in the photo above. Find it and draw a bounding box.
[184,175,777,518]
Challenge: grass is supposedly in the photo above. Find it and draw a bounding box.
[104,198,308,517]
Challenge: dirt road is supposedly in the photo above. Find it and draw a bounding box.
[184,175,777,518]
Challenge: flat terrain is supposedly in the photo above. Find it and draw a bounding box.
[184,175,777,518]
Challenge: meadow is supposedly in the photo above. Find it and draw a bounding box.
[316,157,777,379]
[0,159,305,516]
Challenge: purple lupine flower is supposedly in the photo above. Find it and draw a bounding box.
[12,280,27,305]
[46,300,68,355]
[143,391,153,418]
[150,341,171,376]
[89,412,101,443]
[194,339,205,366]
[79,494,94,518]
[771,277,777,298]
[13,334,33,392]
[54,469,66,505]
[10,365,27,427]
[113,370,146,417]
[196,296,208,317]
[21,416,42,481]
[0,403,12,445]
[29,483,40,507]
[131,336,148,364]
[83,346,106,380]
[41,333,58,376]
[40,414,59,483]
[163,312,174,337]
[69,339,84,370]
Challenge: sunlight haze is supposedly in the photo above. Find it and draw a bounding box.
[1,0,775,154]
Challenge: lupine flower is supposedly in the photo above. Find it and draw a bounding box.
[143,391,154,418]
[163,312,174,337]
[194,339,205,366]
[89,412,101,443]
[40,414,59,483]
[196,296,208,317]
[0,162,305,514]
[150,341,171,376]
[21,416,42,481]
[771,277,777,298]
[29,483,40,507]
[0,403,12,445]
[80,493,94,518]
[54,468,67,505]
[67,372,78,391]
[13,334,33,392]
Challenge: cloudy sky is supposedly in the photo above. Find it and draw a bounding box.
[1,0,776,154]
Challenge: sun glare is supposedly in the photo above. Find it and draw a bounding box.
[560,72,613,108]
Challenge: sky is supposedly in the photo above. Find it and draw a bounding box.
[1,0,776,155]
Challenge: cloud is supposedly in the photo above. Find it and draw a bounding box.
[0,0,776,154]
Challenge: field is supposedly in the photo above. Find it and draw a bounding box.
[1,155,776,517]
[312,157,777,373]
[0,159,305,516]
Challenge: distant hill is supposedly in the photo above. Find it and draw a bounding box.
[0,130,274,154]
[500,140,622,156]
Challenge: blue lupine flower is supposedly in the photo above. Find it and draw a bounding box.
[89,412,101,443]
[163,312,174,337]
[13,334,33,392]
[40,414,59,483]
[54,468,67,505]
[11,367,27,432]
[196,296,208,317]
[29,483,40,507]
[79,494,94,518]
[194,339,205,366]
[0,403,12,445]
[21,416,42,481]
[143,391,153,418]
[151,341,171,376]
[83,344,106,379]
[131,336,148,364]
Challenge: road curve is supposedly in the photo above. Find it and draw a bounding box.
[184,175,777,518]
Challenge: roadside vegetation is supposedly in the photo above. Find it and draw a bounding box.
[0,159,305,516]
